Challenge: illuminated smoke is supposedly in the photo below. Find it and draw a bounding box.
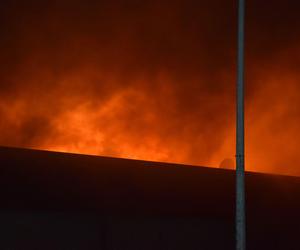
[0,0,299,176]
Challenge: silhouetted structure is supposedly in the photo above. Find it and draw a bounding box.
[236,0,246,248]
[0,146,299,249]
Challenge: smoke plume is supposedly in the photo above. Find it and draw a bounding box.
[0,0,300,175]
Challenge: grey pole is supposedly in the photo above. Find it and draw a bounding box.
[236,0,246,249]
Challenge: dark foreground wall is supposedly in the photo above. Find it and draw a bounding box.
[0,146,300,249]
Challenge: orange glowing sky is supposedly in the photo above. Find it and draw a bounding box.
[0,0,300,176]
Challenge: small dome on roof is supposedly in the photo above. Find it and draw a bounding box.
[219,158,235,169]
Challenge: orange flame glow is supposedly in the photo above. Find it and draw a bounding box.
[0,1,299,176]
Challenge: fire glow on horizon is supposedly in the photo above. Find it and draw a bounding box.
[0,0,300,176]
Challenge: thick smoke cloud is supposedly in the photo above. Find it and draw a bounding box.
[0,0,300,175]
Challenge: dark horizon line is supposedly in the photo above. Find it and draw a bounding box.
[0,145,299,179]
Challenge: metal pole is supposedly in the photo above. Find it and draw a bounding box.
[236,0,246,249]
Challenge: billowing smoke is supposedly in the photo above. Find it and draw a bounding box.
[0,0,300,176]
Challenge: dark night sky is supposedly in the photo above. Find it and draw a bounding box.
[0,0,300,175]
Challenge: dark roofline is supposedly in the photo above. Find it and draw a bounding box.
[0,146,300,220]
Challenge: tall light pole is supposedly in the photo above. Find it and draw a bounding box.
[236,0,246,249]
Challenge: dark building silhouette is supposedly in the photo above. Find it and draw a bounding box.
[0,146,299,249]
